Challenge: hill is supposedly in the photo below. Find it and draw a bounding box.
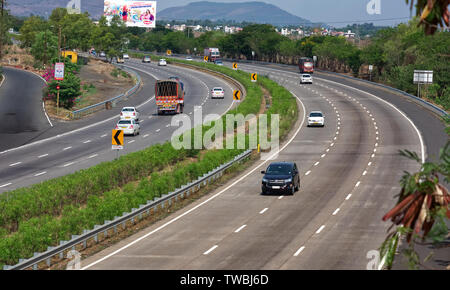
[157,1,313,26]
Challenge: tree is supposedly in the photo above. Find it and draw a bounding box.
[46,73,81,109]
[406,0,450,35]
[31,30,58,65]
[380,122,450,269]
[19,16,49,48]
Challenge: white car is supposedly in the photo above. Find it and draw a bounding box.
[158,59,167,66]
[186,56,193,61]
[99,51,106,57]
[115,119,140,136]
[120,107,140,120]
[211,87,225,99]
[307,111,325,127]
[300,74,313,84]
[123,53,130,59]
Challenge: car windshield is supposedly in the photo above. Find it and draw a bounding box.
[310,112,323,117]
[118,120,131,124]
[266,164,292,175]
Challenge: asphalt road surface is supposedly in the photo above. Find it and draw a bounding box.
[0,67,51,151]
[0,60,238,193]
[82,60,441,270]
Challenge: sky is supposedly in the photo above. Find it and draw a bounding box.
[157,0,416,27]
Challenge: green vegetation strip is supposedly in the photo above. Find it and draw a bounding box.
[0,60,297,268]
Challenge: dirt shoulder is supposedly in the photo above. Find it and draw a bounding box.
[74,59,135,111]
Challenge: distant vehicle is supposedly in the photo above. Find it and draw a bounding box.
[299,57,314,74]
[307,111,325,127]
[211,87,225,99]
[116,56,124,63]
[300,74,313,84]
[99,51,106,57]
[142,55,151,63]
[120,107,140,121]
[115,119,140,136]
[261,162,300,195]
[155,79,185,115]
[158,59,167,66]
[204,47,220,62]
[123,53,130,59]
[214,59,223,66]
[186,56,193,61]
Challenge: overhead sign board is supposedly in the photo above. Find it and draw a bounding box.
[54,63,65,81]
[413,70,433,84]
[104,1,157,28]
[112,129,124,150]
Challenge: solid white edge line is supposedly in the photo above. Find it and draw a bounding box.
[0,183,12,188]
[81,91,307,270]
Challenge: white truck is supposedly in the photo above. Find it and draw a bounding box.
[204,47,220,62]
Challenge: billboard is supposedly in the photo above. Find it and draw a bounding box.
[104,1,157,28]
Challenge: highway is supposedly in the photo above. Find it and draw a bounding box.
[81,60,438,270]
[0,60,238,193]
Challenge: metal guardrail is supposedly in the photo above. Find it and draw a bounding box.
[70,65,141,119]
[4,149,252,270]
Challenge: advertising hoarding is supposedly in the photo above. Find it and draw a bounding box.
[104,1,157,28]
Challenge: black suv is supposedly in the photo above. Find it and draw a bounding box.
[261,162,300,195]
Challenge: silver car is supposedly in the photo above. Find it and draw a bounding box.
[120,107,140,121]
[300,74,313,84]
[115,119,140,136]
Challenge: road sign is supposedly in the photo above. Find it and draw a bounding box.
[204,56,209,62]
[233,63,238,70]
[368,65,373,72]
[56,85,60,90]
[54,62,65,81]
[112,129,124,150]
[166,50,172,55]
[413,70,433,84]
[251,73,257,82]
[233,90,241,101]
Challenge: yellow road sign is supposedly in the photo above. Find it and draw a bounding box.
[112,129,124,149]
[233,63,238,70]
[233,90,241,101]
[204,56,209,62]
[251,73,257,82]
[166,50,172,55]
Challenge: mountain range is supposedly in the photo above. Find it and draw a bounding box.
[6,1,313,26]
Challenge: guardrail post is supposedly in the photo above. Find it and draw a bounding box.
[46,258,51,268]
[33,263,38,270]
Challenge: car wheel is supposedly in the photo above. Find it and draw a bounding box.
[261,188,267,195]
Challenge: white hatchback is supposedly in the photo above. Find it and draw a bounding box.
[158,59,167,66]
[120,107,140,120]
[115,119,140,136]
[307,111,325,127]
[211,87,225,99]
[300,74,313,84]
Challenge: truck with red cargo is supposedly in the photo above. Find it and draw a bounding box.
[155,80,185,115]
[298,57,314,74]
[204,47,220,62]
